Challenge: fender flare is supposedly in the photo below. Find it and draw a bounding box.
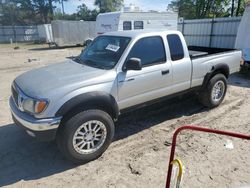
[202,63,229,89]
[55,92,119,120]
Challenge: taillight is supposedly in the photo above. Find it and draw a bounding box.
[240,57,244,66]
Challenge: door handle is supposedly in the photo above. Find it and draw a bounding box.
[119,78,135,83]
[162,70,170,75]
[126,78,135,82]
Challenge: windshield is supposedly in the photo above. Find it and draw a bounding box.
[76,36,131,69]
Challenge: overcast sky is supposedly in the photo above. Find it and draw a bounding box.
[56,0,172,13]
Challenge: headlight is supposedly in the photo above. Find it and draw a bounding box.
[12,82,49,114]
[22,98,48,114]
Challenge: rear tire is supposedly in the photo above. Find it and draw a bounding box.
[199,73,227,108]
[57,109,115,163]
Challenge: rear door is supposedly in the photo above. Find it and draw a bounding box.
[117,36,173,109]
[167,34,192,93]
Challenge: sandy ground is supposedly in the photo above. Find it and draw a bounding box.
[0,43,249,188]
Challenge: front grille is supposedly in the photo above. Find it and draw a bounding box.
[11,85,18,106]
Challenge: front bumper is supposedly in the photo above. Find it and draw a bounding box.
[9,97,62,141]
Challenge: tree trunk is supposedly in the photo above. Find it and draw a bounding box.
[48,0,53,16]
[231,0,235,17]
[236,0,241,16]
[61,0,65,14]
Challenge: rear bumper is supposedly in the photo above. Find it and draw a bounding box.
[9,97,61,141]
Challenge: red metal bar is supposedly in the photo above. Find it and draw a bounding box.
[165,125,250,188]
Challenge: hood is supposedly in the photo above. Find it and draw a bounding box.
[15,59,115,97]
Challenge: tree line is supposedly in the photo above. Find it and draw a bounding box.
[169,0,248,19]
[0,0,123,25]
[0,0,248,26]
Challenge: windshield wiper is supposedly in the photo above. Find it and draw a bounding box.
[74,57,109,70]
[83,59,108,70]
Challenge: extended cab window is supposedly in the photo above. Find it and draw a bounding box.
[123,21,132,30]
[134,21,144,29]
[167,34,184,61]
[127,36,166,67]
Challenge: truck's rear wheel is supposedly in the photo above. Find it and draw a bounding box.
[199,73,227,108]
[57,110,114,163]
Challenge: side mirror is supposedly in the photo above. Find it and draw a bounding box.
[84,39,93,47]
[123,58,142,71]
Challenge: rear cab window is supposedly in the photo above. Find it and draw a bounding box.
[127,36,166,67]
[123,21,132,30]
[167,34,184,61]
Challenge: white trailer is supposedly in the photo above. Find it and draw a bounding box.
[235,3,250,65]
[51,20,96,47]
[96,11,178,35]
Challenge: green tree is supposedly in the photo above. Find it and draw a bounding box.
[94,0,123,13]
[32,0,50,23]
[210,0,231,18]
[0,1,21,25]
[172,0,196,19]
[236,0,248,16]
[0,0,51,24]
[169,0,246,19]
[53,4,98,21]
[48,0,53,15]
[77,3,99,21]
[53,0,67,15]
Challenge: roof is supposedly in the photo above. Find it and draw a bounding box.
[98,11,177,16]
[102,30,181,39]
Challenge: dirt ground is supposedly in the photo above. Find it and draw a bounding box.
[0,43,249,188]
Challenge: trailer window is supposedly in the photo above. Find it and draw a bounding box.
[134,21,143,30]
[127,36,166,67]
[167,34,184,61]
[123,21,132,30]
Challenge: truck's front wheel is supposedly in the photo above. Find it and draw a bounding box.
[199,73,227,108]
[57,110,115,163]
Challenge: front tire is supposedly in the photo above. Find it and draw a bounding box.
[199,73,227,108]
[57,109,115,163]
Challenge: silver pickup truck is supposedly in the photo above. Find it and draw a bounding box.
[9,30,241,163]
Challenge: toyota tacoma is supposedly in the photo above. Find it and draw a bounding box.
[9,30,241,163]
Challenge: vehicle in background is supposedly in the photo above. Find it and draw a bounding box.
[38,20,96,47]
[37,21,96,47]
[235,2,250,69]
[96,11,178,35]
[51,20,96,47]
[9,30,241,163]
[37,24,53,45]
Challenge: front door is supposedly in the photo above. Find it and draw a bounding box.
[117,36,172,110]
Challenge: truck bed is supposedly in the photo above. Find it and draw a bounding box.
[188,46,235,59]
[189,46,241,88]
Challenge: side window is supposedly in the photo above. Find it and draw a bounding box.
[127,36,166,67]
[134,21,144,30]
[167,34,184,61]
[123,21,132,30]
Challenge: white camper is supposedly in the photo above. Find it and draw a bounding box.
[235,2,250,65]
[96,11,178,35]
